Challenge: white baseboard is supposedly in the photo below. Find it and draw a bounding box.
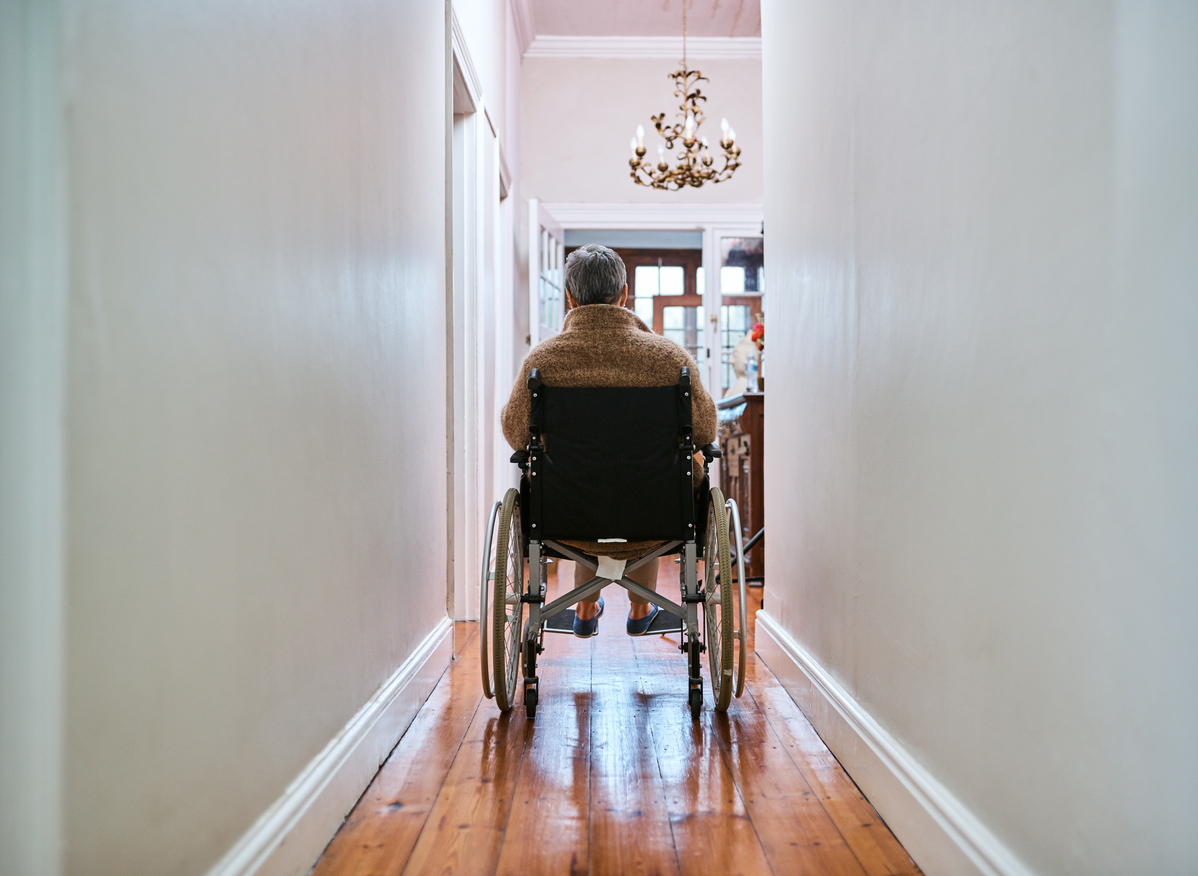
[754,611,1036,876]
[204,617,454,876]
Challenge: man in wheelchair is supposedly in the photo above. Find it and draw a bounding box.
[487,243,746,719]
[500,244,718,637]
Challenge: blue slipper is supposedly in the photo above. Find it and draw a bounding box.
[573,597,604,638]
[626,605,683,636]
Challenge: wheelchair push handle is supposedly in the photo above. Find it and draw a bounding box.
[527,369,544,441]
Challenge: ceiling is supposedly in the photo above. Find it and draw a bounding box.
[527,0,760,38]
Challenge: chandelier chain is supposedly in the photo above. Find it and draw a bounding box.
[682,0,687,72]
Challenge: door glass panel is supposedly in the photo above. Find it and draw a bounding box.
[720,304,754,390]
[720,266,746,294]
[719,237,765,392]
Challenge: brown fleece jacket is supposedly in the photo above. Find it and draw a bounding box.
[501,304,717,560]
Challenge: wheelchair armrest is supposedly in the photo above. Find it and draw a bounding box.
[701,443,723,461]
[510,450,530,465]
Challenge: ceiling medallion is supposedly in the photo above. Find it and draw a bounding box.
[628,2,741,190]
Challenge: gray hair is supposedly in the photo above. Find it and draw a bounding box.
[565,244,627,306]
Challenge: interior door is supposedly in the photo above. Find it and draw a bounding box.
[528,199,565,347]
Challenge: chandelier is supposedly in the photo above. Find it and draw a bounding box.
[628,1,741,190]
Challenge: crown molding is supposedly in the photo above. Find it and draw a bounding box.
[540,202,762,231]
[524,35,761,61]
[509,0,535,56]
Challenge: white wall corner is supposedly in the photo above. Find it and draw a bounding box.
[753,611,1039,876]
[523,35,761,61]
[203,617,454,876]
[508,0,535,56]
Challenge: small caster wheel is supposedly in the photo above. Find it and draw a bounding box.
[525,687,538,719]
[689,688,702,720]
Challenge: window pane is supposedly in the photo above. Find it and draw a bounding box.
[662,305,704,366]
[634,297,654,324]
[720,266,745,294]
[696,266,705,298]
[659,265,684,296]
[634,265,659,297]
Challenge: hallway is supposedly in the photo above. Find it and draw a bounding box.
[311,564,918,876]
[5,1,1198,875]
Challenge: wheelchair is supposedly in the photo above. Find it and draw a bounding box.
[480,366,748,720]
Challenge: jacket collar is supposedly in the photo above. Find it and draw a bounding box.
[562,304,651,334]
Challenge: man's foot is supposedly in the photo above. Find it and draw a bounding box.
[627,605,684,636]
[573,597,604,638]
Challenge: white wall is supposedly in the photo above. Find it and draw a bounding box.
[762,1,1198,873]
[521,56,762,204]
[1,3,67,874]
[3,0,450,873]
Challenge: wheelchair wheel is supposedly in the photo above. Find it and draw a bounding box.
[725,498,749,700]
[479,499,502,700]
[703,487,735,712]
[491,488,525,711]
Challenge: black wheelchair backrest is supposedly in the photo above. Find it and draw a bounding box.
[525,367,696,542]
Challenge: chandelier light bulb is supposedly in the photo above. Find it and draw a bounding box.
[728,127,737,142]
[721,117,729,132]
[685,113,695,132]
[657,143,665,157]
[636,124,645,146]
[630,136,638,153]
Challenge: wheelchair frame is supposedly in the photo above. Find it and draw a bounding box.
[481,367,747,720]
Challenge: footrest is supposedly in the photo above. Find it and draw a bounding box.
[642,609,684,636]
[543,608,577,634]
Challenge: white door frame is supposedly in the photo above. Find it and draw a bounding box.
[527,199,566,347]
[450,16,511,621]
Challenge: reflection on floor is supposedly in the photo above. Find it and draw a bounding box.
[311,560,921,876]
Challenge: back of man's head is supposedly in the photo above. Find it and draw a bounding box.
[565,244,627,306]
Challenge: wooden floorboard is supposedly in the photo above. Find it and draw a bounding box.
[311,561,920,876]
[311,626,484,876]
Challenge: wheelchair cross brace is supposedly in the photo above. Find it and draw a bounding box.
[536,539,686,620]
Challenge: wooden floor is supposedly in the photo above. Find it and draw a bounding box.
[311,560,920,876]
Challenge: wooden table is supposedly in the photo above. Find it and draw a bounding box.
[716,391,764,581]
